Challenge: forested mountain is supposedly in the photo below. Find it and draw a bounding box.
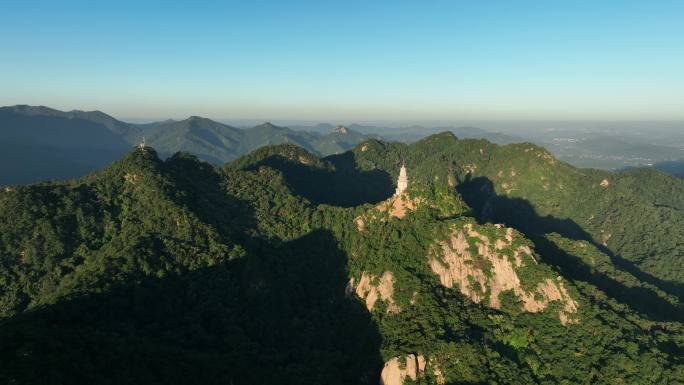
[0,106,137,184]
[292,122,684,173]
[141,116,245,163]
[0,106,375,184]
[142,119,377,164]
[1,134,682,384]
[2,105,140,138]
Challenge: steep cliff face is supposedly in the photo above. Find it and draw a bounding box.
[348,271,400,314]
[428,221,578,324]
[379,354,446,385]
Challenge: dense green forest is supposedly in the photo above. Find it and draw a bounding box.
[1,134,683,384]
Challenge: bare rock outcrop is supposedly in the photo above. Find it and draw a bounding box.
[349,271,400,314]
[377,193,420,219]
[428,223,578,324]
[380,354,432,385]
[355,217,366,232]
[124,173,139,184]
[353,191,422,232]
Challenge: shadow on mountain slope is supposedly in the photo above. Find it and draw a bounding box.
[163,152,257,236]
[0,229,383,385]
[246,151,394,207]
[0,112,133,185]
[457,176,684,322]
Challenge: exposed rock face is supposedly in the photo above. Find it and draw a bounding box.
[428,223,578,324]
[447,172,456,187]
[429,229,487,303]
[298,155,310,165]
[395,165,408,195]
[463,163,477,174]
[334,125,349,134]
[124,173,139,184]
[601,232,612,246]
[350,271,400,313]
[353,192,422,232]
[380,354,429,385]
[377,193,420,219]
[600,178,609,187]
[430,358,446,385]
[355,217,366,232]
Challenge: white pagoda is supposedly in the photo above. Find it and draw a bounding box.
[395,164,408,195]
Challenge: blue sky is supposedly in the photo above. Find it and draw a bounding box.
[1,0,683,121]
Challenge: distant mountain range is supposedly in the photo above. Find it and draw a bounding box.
[0,106,134,184]
[0,106,384,184]
[289,122,526,144]
[0,105,530,185]
[4,105,681,186]
[139,118,377,164]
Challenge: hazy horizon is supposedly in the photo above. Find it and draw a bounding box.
[6,104,684,131]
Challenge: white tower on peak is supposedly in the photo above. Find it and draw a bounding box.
[138,136,146,151]
[395,164,408,195]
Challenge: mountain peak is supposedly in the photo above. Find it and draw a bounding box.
[2,104,139,137]
[175,116,231,129]
[187,115,210,121]
[4,104,64,116]
[252,122,284,131]
[334,125,349,134]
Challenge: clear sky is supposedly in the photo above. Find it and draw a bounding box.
[1,0,683,121]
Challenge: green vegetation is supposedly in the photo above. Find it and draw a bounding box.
[1,135,683,384]
[0,106,375,185]
[143,119,376,164]
[354,133,684,287]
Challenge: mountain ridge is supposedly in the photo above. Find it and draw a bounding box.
[0,105,380,184]
[1,134,683,383]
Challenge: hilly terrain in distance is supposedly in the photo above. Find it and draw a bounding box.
[651,160,684,179]
[459,121,684,173]
[0,106,380,184]
[139,118,379,164]
[4,105,682,186]
[0,133,682,384]
[283,121,684,175]
[289,122,527,145]
[0,106,136,184]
